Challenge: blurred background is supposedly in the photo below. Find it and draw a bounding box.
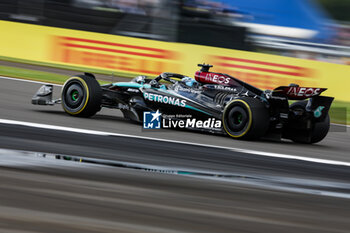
[0,0,349,65]
[1,2,350,233]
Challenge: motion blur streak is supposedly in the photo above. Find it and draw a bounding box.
[1,20,350,101]
[1,117,350,167]
[1,75,350,233]
[2,149,350,199]
[1,150,350,233]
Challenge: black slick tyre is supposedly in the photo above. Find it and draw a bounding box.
[222,97,269,140]
[61,75,102,117]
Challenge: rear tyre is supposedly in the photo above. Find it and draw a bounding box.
[222,97,269,140]
[61,75,102,117]
[289,101,330,144]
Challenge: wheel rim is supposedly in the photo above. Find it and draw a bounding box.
[71,90,79,101]
[233,111,243,124]
[62,80,86,112]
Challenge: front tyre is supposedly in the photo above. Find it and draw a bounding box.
[61,75,102,117]
[222,97,269,140]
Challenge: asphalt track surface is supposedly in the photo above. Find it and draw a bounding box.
[0,75,349,161]
[0,153,350,233]
[0,75,350,232]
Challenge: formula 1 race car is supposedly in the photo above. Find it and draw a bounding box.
[32,64,334,143]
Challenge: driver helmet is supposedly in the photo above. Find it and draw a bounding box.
[181,77,198,87]
[134,75,146,84]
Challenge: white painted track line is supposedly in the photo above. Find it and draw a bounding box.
[1,75,349,166]
[0,76,62,86]
[332,123,350,128]
[1,118,350,167]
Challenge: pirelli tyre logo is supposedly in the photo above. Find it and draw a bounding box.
[51,36,179,75]
[208,56,316,90]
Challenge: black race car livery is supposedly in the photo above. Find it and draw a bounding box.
[32,64,334,143]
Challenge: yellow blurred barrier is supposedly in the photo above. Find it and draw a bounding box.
[1,20,349,101]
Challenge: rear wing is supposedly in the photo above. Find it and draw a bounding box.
[273,86,327,100]
[273,85,333,122]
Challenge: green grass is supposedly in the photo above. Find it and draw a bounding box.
[0,55,141,79]
[0,65,69,84]
[0,63,348,125]
[328,100,349,125]
[287,100,349,125]
[0,64,109,85]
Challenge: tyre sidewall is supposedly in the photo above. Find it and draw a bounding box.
[223,99,252,138]
[61,75,101,117]
[62,77,90,115]
[223,98,269,140]
[311,114,330,143]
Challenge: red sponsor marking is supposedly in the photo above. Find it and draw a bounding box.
[275,86,327,100]
[61,37,174,59]
[62,43,167,59]
[52,36,178,75]
[61,48,160,75]
[216,56,303,70]
[195,71,233,85]
[217,62,302,77]
[63,37,165,53]
[214,56,313,78]
[218,68,315,90]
